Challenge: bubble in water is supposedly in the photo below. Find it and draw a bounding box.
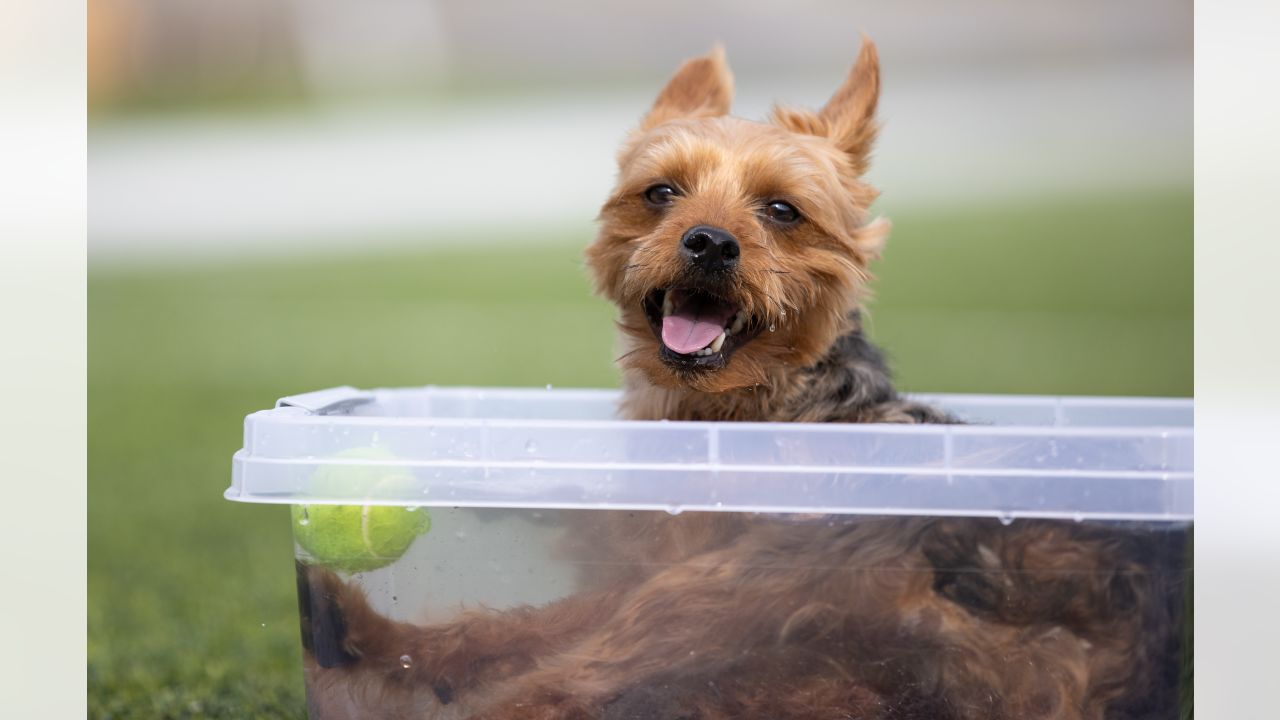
[1072,512,1086,523]
[545,384,553,390]
[399,655,413,669]
[998,513,1015,526]
[525,439,538,454]
[406,506,420,512]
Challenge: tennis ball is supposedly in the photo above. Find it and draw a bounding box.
[291,447,431,573]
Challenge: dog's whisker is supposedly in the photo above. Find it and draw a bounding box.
[613,348,646,364]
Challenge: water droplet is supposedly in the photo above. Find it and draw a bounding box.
[406,506,420,512]
[1072,512,1086,523]
[545,384,553,390]
[998,513,1015,526]
[768,323,777,332]
[297,517,310,526]
[665,505,684,516]
[399,655,413,669]
[524,439,538,454]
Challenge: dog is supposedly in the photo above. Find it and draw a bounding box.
[298,40,1189,719]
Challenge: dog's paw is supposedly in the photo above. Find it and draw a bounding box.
[296,560,359,668]
[919,522,1011,619]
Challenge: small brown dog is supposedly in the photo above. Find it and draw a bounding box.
[587,41,944,426]
[299,41,1186,719]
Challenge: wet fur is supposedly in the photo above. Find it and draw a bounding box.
[298,40,1186,719]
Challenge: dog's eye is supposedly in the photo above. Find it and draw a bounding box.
[762,201,800,225]
[643,184,679,207]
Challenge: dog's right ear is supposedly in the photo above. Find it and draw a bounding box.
[642,46,734,129]
[817,38,880,173]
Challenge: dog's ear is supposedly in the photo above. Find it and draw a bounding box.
[642,46,734,129]
[817,38,880,168]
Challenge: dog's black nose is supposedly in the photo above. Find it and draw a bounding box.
[680,225,740,273]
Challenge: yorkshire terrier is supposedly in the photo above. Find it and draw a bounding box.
[299,40,1188,719]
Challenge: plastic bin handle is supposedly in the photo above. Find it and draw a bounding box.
[275,386,374,415]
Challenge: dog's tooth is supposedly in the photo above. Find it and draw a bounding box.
[662,292,674,317]
[731,312,747,335]
[709,331,726,353]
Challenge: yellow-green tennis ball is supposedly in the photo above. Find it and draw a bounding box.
[291,448,431,573]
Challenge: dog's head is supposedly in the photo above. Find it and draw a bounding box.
[587,41,888,393]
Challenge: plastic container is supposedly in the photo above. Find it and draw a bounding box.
[229,386,1193,719]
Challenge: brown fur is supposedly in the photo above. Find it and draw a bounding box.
[297,40,1186,719]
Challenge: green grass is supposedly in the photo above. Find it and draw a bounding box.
[88,189,1190,718]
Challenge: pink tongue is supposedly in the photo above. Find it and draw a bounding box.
[661,300,733,354]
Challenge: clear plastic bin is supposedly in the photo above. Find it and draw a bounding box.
[229,386,1193,719]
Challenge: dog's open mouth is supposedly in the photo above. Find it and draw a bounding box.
[643,288,762,369]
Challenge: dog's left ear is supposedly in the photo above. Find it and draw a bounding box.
[818,38,880,170]
[642,46,734,129]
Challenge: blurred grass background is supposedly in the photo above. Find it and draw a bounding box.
[88,188,1189,718]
